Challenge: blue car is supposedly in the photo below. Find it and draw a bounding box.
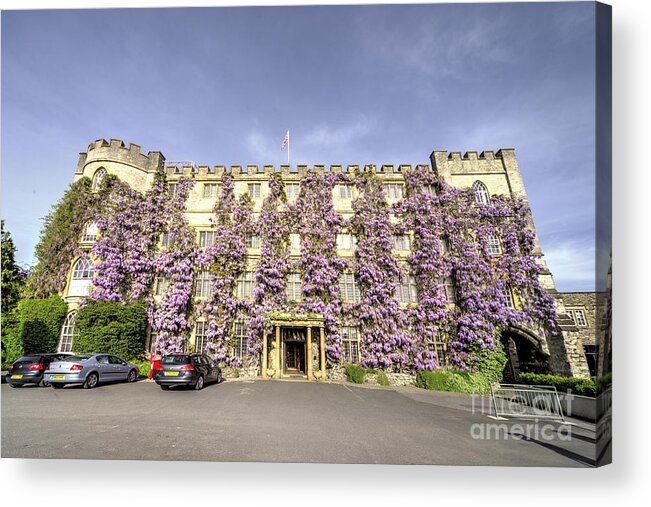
[44,354,139,389]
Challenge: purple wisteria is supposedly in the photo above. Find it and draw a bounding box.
[39,164,557,373]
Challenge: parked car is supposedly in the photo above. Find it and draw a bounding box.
[44,354,139,389]
[6,353,73,388]
[152,353,222,390]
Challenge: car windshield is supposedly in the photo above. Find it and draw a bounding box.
[161,355,191,365]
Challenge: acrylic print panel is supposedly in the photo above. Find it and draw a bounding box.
[0,1,611,468]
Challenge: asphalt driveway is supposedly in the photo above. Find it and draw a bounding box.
[1,379,596,466]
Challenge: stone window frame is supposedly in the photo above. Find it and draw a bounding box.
[569,309,588,327]
[72,257,95,280]
[194,321,207,354]
[341,326,360,363]
[194,270,212,298]
[396,274,418,303]
[336,184,354,199]
[248,183,261,199]
[289,233,301,250]
[80,221,99,244]
[501,284,515,309]
[286,273,303,301]
[92,167,107,192]
[245,233,261,249]
[336,233,357,250]
[442,275,458,304]
[233,322,249,359]
[423,183,437,196]
[236,271,254,299]
[155,275,169,296]
[339,272,361,302]
[199,231,216,248]
[394,233,412,251]
[203,183,219,199]
[168,182,179,198]
[58,311,77,353]
[383,183,404,199]
[285,183,300,200]
[472,180,491,205]
[486,232,502,255]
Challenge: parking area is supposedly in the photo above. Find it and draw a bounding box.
[1,379,596,466]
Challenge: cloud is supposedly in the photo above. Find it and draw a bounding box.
[302,116,377,148]
[354,9,512,78]
[544,240,596,292]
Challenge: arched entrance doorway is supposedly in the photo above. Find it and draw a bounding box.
[500,327,550,382]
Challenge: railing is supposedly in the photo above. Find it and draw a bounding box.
[490,383,565,422]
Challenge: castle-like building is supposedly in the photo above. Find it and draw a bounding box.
[57,138,592,381]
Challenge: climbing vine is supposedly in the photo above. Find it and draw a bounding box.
[32,163,557,373]
[195,174,254,365]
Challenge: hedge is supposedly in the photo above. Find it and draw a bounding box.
[415,343,508,394]
[1,296,69,368]
[74,300,148,359]
[518,372,596,397]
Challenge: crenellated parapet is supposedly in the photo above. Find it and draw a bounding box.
[76,138,165,175]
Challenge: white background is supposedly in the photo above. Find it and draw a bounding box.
[1,0,648,504]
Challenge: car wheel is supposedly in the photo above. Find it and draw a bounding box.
[38,379,51,388]
[127,369,137,383]
[217,371,222,384]
[160,385,170,390]
[51,383,64,389]
[195,375,204,390]
[83,372,99,389]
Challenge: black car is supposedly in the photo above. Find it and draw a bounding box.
[6,353,72,388]
[152,353,222,390]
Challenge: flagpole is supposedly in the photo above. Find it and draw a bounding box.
[287,130,290,165]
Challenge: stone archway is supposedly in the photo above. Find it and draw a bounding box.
[500,327,550,382]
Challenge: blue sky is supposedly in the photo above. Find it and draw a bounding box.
[1,2,597,291]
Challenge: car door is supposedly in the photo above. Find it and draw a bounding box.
[109,355,130,380]
[201,354,217,382]
[95,355,112,381]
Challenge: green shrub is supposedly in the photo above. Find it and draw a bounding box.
[518,372,596,397]
[9,296,68,356]
[415,343,508,394]
[1,313,23,369]
[74,300,148,359]
[344,364,365,384]
[232,368,240,378]
[127,357,151,378]
[376,371,390,386]
[596,372,612,394]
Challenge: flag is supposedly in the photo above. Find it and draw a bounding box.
[281,130,289,151]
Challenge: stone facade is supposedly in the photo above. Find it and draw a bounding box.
[58,138,591,380]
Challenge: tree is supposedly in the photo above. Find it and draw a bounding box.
[1,220,26,318]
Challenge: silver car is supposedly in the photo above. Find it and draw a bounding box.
[44,354,139,389]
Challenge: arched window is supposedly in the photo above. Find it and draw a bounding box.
[92,167,107,191]
[69,257,95,296]
[81,221,98,244]
[472,180,490,205]
[59,312,77,353]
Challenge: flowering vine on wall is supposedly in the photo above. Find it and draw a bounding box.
[37,162,557,373]
[195,174,253,365]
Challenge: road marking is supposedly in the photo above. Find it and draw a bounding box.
[342,383,364,401]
